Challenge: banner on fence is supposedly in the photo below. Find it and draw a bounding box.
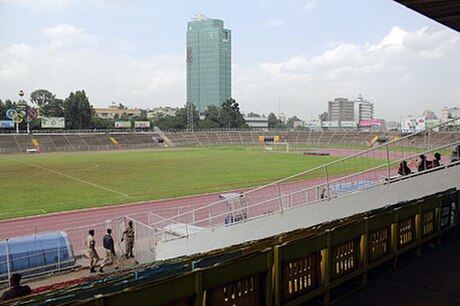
[115,121,131,128]
[41,117,65,128]
[134,121,150,128]
[0,120,15,128]
[401,117,425,133]
[341,121,358,128]
[359,120,382,128]
[425,119,441,131]
[322,121,339,128]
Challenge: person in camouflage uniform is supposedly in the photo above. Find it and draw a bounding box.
[121,220,135,258]
[86,229,100,273]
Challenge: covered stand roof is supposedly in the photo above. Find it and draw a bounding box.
[394,0,460,32]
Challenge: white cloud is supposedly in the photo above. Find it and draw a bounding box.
[1,25,459,121]
[0,0,134,10]
[376,26,407,48]
[40,24,98,50]
[267,18,284,27]
[302,0,315,13]
[0,24,184,108]
[0,0,76,10]
[236,26,460,120]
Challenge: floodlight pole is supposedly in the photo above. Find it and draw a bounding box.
[18,89,30,134]
[186,102,194,131]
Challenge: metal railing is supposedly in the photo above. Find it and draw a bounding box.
[0,216,148,283]
[148,118,460,243]
[11,188,459,306]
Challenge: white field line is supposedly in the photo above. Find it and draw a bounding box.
[4,157,129,197]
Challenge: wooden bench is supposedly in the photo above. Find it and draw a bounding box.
[26,148,38,153]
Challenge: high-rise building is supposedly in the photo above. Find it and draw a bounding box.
[422,110,437,120]
[354,95,374,122]
[441,107,460,121]
[328,98,355,123]
[186,14,231,113]
[327,95,374,128]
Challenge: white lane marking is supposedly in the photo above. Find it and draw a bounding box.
[4,157,129,197]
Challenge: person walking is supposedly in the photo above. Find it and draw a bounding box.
[86,229,100,273]
[100,228,118,272]
[121,220,135,258]
[1,273,31,301]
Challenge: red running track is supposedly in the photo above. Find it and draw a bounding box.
[0,148,424,240]
[0,192,229,240]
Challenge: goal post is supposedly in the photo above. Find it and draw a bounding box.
[264,142,289,153]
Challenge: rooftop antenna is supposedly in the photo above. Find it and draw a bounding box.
[278,97,281,115]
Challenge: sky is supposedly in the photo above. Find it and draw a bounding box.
[1,0,459,122]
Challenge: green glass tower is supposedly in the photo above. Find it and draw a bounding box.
[186,14,231,113]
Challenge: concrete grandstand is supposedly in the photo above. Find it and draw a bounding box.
[2,129,460,154]
[1,117,460,305]
[2,1,460,304]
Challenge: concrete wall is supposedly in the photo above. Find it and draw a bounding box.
[155,166,460,260]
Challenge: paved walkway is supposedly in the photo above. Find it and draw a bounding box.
[336,235,460,306]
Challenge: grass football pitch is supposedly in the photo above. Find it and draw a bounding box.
[0,146,344,220]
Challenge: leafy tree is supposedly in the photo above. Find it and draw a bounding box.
[0,99,16,120]
[246,112,261,118]
[268,113,278,129]
[40,98,64,117]
[199,105,221,129]
[154,114,181,130]
[30,89,55,107]
[267,112,287,129]
[287,116,301,128]
[173,106,190,130]
[110,102,128,110]
[139,109,148,120]
[220,98,246,129]
[64,90,94,129]
[93,117,113,129]
[318,112,328,121]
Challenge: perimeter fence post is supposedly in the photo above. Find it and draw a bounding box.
[57,237,61,272]
[277,183,283,211]
[386,144,391,181]
[5,238,11,281]
[324,166,330,199]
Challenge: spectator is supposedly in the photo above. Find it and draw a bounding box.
[417,154,433,171]
[398,161,412,176]
[1,273,31,301]
[433,152,442,167]
[101,228,118,272]
[86,229,100,273]
[320,188,328,199]
[451,145,460,162]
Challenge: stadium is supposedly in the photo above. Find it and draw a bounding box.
[1,1,460,306]
[1,118,460,305]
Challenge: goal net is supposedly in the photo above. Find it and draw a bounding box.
[264,142,290,153]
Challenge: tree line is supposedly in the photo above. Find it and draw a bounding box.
[155,99,247,130]
[0,89,251,130]
[0,89,96,130]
